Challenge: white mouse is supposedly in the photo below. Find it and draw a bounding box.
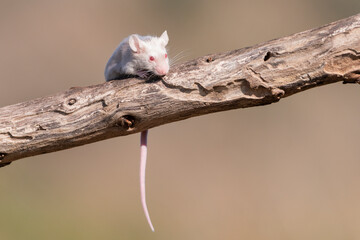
[105,30,169,81]
[104,31,170,232]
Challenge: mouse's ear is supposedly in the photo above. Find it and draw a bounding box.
[160,30,169,46]
[129,34,144,53]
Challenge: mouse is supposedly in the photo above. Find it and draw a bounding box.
[104,30,169,232]
[105,30,169,81]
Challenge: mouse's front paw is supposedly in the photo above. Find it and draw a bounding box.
[136,70,152,79]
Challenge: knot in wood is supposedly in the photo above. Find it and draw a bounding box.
[117,115,135,130]
[264,51,272,61]
[68,98,77,105]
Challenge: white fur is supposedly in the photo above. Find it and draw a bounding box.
[104,31,169,81]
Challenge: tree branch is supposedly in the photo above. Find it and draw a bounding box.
[1,14,360,167]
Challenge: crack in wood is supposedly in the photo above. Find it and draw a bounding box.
[194,82,211,96]
[36,124,46,131]
[248,67,269,83]
[53,99,109,115]
[161,79,196,93]
[7,132,33,140]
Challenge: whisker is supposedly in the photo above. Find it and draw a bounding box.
[169,50,190,67]
[171,50,189,60]
[170,55,187,65]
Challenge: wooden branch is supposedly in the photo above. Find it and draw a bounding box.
[1,14,360,167]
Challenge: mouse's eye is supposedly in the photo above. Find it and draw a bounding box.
[165,53,168,58]
[149,56,155,61]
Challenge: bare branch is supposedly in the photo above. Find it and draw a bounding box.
[1,13,359,166]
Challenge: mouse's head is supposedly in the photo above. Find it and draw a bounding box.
[129,31,169,76]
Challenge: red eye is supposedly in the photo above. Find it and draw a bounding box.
[149,56,155,61]
[165,53,168,58]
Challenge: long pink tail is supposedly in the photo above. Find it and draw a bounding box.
[140,130,155,232]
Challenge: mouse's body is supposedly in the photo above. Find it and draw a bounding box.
[104,31,169,232]
[105,31,169,81]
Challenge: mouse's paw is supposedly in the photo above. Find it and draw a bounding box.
[136,70,151,79]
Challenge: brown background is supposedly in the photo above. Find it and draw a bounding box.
[0,0,360,239]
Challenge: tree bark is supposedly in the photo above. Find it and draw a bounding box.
[1,14,360,167]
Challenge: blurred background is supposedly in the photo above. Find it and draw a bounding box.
[0,0,359,239]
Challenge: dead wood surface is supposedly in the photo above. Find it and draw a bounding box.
[1,14,360,166]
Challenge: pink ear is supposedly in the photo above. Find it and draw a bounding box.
[160,30,169,46]
[129,34,143,53]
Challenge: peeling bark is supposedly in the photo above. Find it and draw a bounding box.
[0,13,360,166]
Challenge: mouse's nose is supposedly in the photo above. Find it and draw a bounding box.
[156,66,169,76]
[158,69,167,75]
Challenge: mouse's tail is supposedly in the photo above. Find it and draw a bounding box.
[140,130,155,232]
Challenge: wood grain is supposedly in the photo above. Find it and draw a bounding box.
[1,13,360,167]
